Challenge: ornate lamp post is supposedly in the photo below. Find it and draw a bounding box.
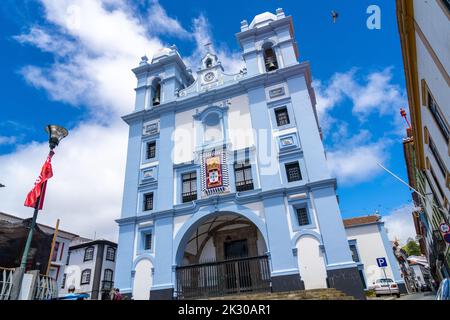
[10,125,68,300]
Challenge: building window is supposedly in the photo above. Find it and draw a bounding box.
[234,160,254,192]
[102,269,114,291]
[263,43,279,72]
[285,162,302,182]
[81,269,91,285]
[349,244,360,263]
[61,274,66,289]
[143,193,154,211]
[144,232,152,251]
[427,91,449,142]
[182,172,197,203]
[295,207,310,226]
[429,137,447,178]
[106,247,116,262]
[66,251,71,265]
[51,242,60,262]
[275,107,290,126]
[146,141,156,160]
[84,247,94,262]
[430,166,445,200]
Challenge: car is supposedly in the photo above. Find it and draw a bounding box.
[372,278,401,298]
[435,278,450,300]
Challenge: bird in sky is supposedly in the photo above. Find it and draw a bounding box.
[331,10,339,23]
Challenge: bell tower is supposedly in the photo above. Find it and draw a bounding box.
[236,8,300,76]
[132,46,194,111]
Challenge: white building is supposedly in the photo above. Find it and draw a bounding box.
[343,215,406,293]
[408,255,432,289]
[61,240,117,300]
[397,0,450,280]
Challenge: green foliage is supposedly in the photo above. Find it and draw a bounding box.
[402,240,421,256]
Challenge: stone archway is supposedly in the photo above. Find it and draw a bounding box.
[174,211,271,299]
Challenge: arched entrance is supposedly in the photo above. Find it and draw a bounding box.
[175,212,271,299]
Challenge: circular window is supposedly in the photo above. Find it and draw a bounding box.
[204,112,220,127]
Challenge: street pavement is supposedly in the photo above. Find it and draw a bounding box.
[368,292,435,300]
[397,292,435,300]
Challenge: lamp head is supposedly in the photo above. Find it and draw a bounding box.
[45,125,68,150]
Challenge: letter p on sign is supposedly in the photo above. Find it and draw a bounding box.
[377,257,388,268]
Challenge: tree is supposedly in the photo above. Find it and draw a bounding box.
[402,240,421,256]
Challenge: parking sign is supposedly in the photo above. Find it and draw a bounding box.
[377,257,388,267]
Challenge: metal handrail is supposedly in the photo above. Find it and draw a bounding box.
[176,255,271,299]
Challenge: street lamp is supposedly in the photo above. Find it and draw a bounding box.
[45,125,68,150]
[11,125,68,300]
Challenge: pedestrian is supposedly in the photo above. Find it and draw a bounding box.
[113,288,123,300]
[109,288,116,300]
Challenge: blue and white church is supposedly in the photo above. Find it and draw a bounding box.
[115,9,366,300]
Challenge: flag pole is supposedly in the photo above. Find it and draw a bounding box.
[10,183,45,300]
[19,182,46,269]
[46,218,60,276]
[11,125,68,300]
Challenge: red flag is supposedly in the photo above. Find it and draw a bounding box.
[24,151,55,210]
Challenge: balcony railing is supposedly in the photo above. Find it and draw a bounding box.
[182,191,197,203]
[176,255,271,299]
[235,180,254,192]
[0,268,14,300]
[33,273,58,300]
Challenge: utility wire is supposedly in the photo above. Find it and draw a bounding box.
[377,162,448,216]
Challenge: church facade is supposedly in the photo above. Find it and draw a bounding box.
[115,9,365,300]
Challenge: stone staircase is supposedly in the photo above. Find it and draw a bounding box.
[208,288,354,300]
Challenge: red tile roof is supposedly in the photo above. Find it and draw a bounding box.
[343,215,381,228]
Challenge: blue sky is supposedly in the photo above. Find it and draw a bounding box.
[0,0,416,243]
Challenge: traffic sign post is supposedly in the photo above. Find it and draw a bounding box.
[439,223,450,244]
[376,257,392,296]
[439,223,450,234]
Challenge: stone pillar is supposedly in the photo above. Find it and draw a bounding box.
[312,185,366,300]
[263,196,304,292]
[149,111,176,300]
[150,216,174,300]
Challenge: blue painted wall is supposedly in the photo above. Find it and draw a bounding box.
[115,9,358,297]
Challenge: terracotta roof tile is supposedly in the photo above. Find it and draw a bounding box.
[343,215,381,227]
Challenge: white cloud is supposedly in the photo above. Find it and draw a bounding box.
[314,67,407,130]
[327,136,389,185]
[15,0,166,118]
[383,204,418,246]
[0,121,127,241]
[188,14,244,74]
[14,27,76,56]
[0,136,17,145]
[146,0,191,39]
[314,68,407,185]
[2,0,246,241]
